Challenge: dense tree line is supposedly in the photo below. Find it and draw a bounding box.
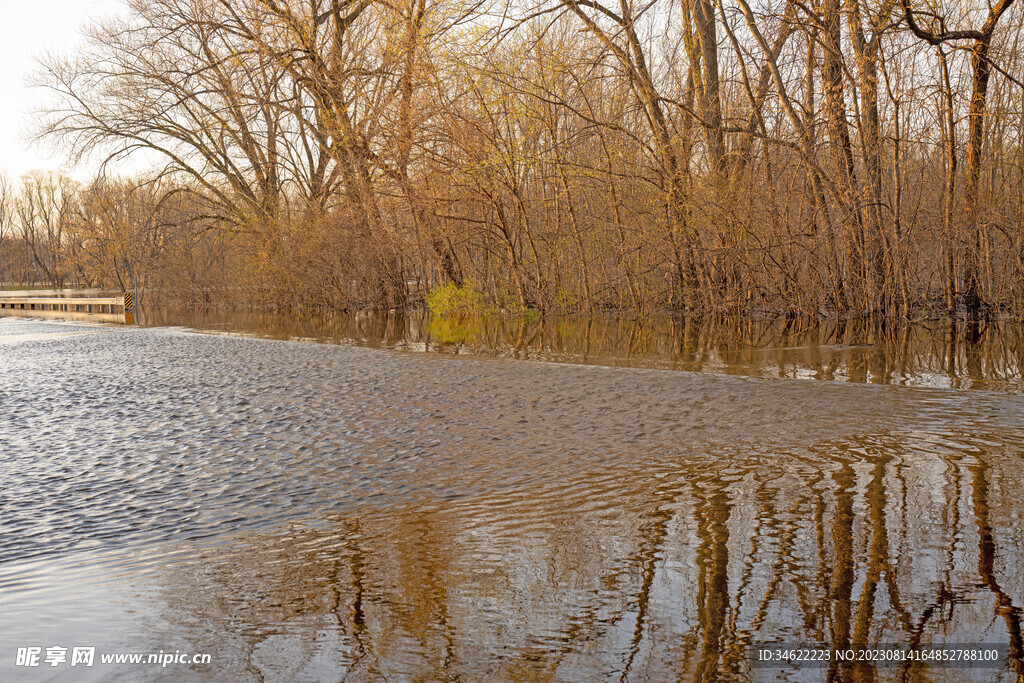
[0,172,228,302]
[6,0,1024,316]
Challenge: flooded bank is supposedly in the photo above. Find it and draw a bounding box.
[136,306,1024,391]
[1,318,1023,680]
[5,302,1024,391]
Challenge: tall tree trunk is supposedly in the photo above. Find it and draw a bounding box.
[822,0,867,310]
[939,48,958,315]
[901,0,1017,315]
[693,0,724,174]
[846,0,893,311]
[961,37,997,314]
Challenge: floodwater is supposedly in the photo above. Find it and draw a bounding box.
[1,313,1023,681]
[144,306,1024,391]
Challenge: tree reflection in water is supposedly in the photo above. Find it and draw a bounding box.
[140,307,1024,391]
[151,429,1023,681]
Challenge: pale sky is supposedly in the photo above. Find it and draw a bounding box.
[0,0,126,181]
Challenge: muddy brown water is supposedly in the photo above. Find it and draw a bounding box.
[148,306,1024,390]
[1,312,1022,681]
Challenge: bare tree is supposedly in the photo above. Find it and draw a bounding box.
[0,175,14,286]
[16,172,78,289]
[22,0,1024,317]
[901,0,1018,315]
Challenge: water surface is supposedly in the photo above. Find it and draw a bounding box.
[0,317,1022,681]
[139,306,1024,391]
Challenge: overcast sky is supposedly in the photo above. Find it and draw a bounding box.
[1,0,126,181]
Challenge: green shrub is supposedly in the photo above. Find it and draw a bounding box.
[426,281,486,318]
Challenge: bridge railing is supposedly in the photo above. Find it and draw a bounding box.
[0,293,134,320]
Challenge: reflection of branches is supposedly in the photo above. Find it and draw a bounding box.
[904,586,957,682]
[743,465,822,639]
[382,313,1024,387]
[853,455,896,678]
[619,488,678,680]
[855,450,914,639]
[694,484,731,681]
[398,514,458,674]
[903,450,964,674]
[881,456,912,634]
[339,518,375,680]
[970,459,1024,678]
[826,461,856,681]
[737,474,783,634]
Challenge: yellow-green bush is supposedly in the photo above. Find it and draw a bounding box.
[426,281,486,318]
